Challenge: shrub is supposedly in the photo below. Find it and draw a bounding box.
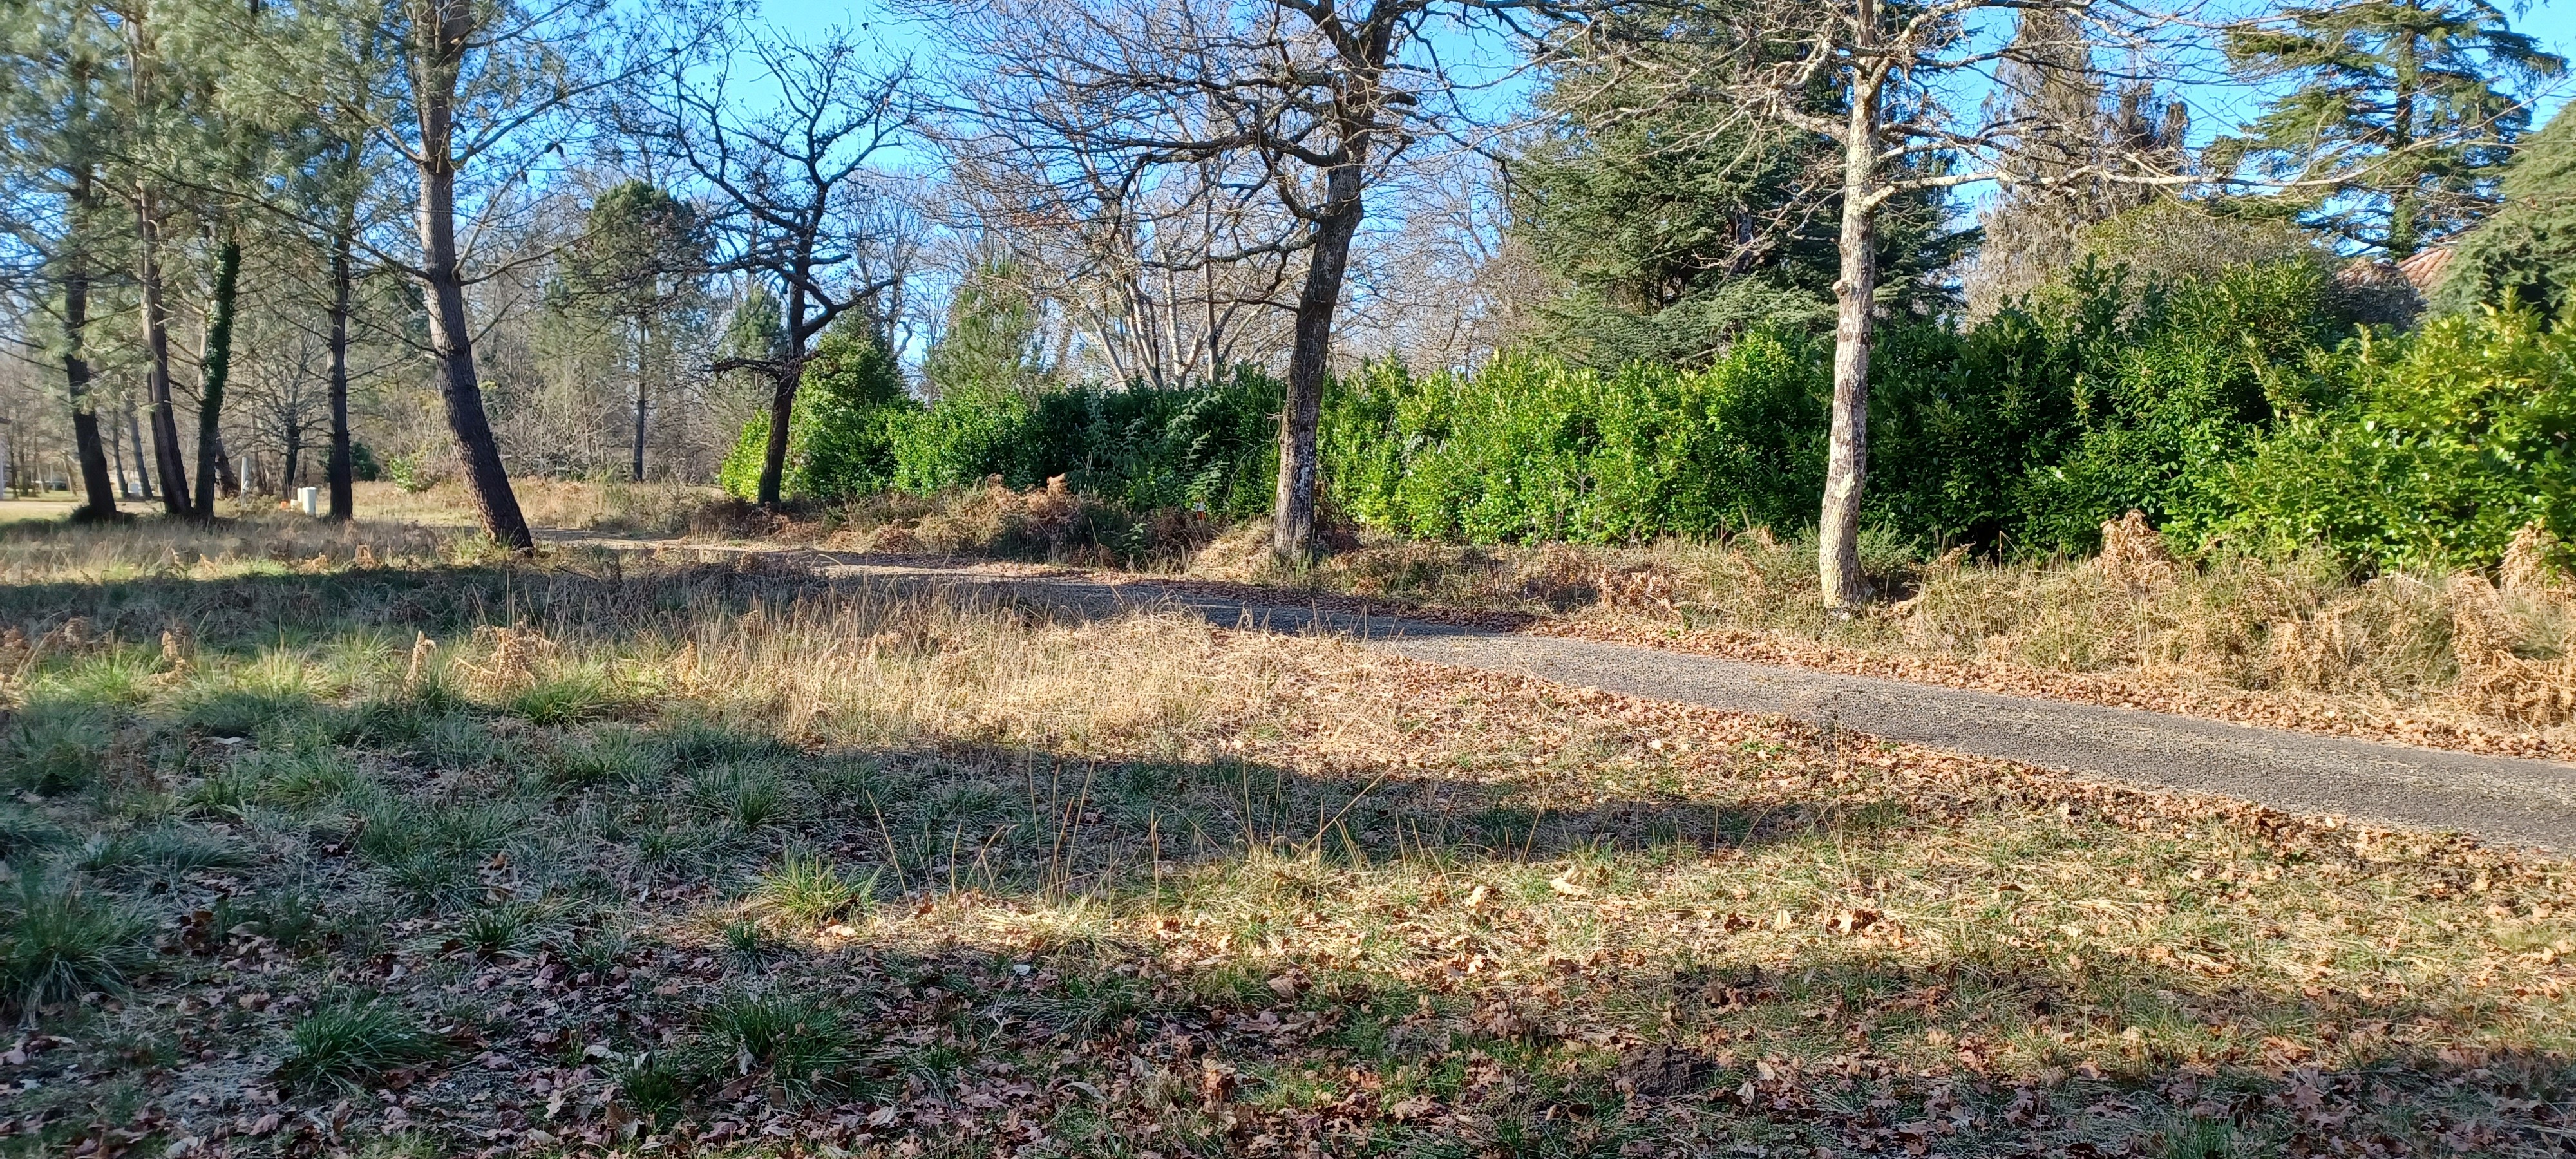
[2221,303,2576,569]
[1321,335,1830,545]
[720,325,918,502]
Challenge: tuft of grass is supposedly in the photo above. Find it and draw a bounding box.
[717,916,773,970]
[0,880,153,1016]
[549,726,651,788]
[453,901,545,961]
[566,923,632,972]
[245,746,370,809]
[213,883,330,954]
[1,703,113,794]
[613,1051,689,1127]
[276,1001,450,1091]
[509,664,623,726]
[751,852,873,928]
[382,850,477,914]
[685,992,862,1102]
[77,825,255,882]
[689,763,788,831]
[0,804,68,858]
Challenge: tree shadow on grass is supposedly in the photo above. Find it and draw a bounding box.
[1,554,2568,1155]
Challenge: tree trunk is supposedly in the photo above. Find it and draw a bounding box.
[193,229,241,517]
[111,412,133,498]
[136,188,191,515]
[1272,162,1366,561]
[631,317,650,482]
[327,209,355,520]
[756,283,811,507]
[126,401,153,498]
[62,195,115,519]
[415,3,533,551]
[62,167,115,520]
[757,360,798,505]
[1819,46,1883,612]
[214,435,240,496]
[2385,8,2422,258]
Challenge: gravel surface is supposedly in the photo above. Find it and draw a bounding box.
[565,536,2576,853]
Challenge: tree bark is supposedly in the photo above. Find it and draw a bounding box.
[414,1,533,551]
[327,209,355,520]
[1819,37,1883,612]
[126,400,152,499]
[631,317,650,482]
[62,171,115,520]
[193,229,241,517]
[1272,161,1365,561]
[755,283,811,507]
[136,188,191,515]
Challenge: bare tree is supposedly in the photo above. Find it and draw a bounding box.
[644,27,918,507]
[925,0,1524,558]
[943,151,1298,389]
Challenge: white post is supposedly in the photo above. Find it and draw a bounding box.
[298,485,321,516]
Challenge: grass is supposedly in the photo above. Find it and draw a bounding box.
[0,879,153,1015]
[276,1001,451,1092]
[0,511,2568,1156]
[792,487,2576,759]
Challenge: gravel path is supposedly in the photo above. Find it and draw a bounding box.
[565,536,2576,852]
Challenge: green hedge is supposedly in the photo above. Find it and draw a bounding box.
[743,261,2576,572]
[724,359,1277,521]
[1320,336,1828,543]
[2221,304,2576,568]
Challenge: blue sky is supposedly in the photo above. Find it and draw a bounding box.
[755,0,2576,144]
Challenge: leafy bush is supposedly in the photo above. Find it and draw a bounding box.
[2221,304,2576,568]
[1321,336,1830,544]
[720,326,917,501]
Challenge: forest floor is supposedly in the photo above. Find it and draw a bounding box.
[0,508,2571,1158]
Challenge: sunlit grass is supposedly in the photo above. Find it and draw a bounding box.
[0,515,2566,1156]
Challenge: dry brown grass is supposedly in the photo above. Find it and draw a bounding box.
[1164,516,2576,757]
[0,518,2571,1156]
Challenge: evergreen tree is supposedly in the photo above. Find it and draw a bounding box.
[2434,104,2576,321]
[2218,0,2564,258]
[922,258,1045,396]
[1967,8,2192,315]
[1510,17,1966,367]
[0,0,122,518]
[560,180,710,480]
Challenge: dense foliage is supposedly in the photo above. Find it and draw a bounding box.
[1322,258,2358,555]
[757,249,2576,572]
[2437,104,2576,321]
[723,359,1278,520]
[2223,303,2576,567]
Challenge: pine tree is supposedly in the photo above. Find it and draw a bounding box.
[1511,21,1965,366]
[1968,8,2191,314]
[0,0,126,518]
[922,259,1045,396]
[2434,104,2576,321]
[561,180,710,480]
[2218,0,2564,258]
